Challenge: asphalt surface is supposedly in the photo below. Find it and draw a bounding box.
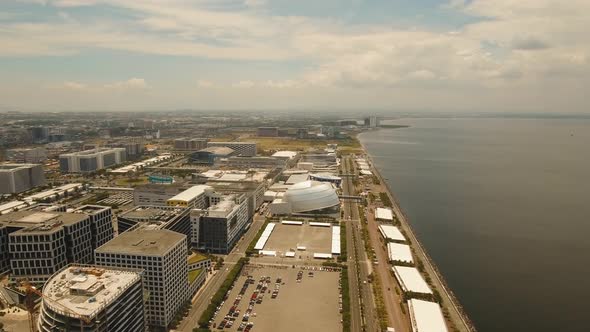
[341,156,378,332]
[178,214,266,332]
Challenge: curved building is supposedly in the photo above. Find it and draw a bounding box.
[280,181,340,214]
[38,265,145,332]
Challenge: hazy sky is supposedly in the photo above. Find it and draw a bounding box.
[1,0,589,112]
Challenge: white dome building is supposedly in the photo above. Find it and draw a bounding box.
[269,181,340,215]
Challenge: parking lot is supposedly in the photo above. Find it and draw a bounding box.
[211,264,342,332]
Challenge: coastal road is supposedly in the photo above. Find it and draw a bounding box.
[178,214,266,332]
[364,152,475,332]
[341,156,378,332]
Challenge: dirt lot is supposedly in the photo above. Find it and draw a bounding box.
[263,223,333,255]
[212,265,342,332]
[0,307,30,332]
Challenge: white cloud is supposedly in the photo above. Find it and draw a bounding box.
[104,78,148,89]
[63,81,87,90]
[197,80,215,88]
[232,80,255,88]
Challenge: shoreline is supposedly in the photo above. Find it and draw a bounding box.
[357,132,477,332]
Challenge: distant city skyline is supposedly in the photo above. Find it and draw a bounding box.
[1,0,589,112]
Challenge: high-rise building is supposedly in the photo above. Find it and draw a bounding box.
[38,265,146,332]
[30,127,50,143]
[72,205,115,249]
[6,147,47,163]
[364,115,379,128]
[207,142,257,157]
[0,208,114,282]
[59,148,126,173]
[0,163,46,194]
[1,212,93,283]
[190,194,249,253]
[95,229,190,330]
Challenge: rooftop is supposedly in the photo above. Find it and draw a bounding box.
[122,206,186,222]
[96,229,185,256]
[43,265,142,319]
[0,163,39,171]
[198,146,235,155]
[0,211,88,234]
[168,185,211,203]
[208,196,238,218]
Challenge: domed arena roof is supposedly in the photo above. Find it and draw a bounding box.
[283,181,340,213]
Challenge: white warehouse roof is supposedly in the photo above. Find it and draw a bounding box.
[168,185,210,203]
[387,243,413,263]
[379,225,405,242]
[408,299,449,332]
[392,266,432,294]
[376,208,394,221]
[283,181,340,213]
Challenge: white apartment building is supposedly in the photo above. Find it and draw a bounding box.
[59,148,126,173]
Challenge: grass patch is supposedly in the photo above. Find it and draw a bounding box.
[115,176,149,187]
[188,269,204,284]
[341,266,351,332]
[188,252,209,265]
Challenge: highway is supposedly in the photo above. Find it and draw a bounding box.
[178,214,266,332]
[341,156,378,332]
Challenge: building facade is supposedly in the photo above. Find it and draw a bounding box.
[190,194,250,254]
[0,208,114,283]
[59,148,127,173]
[95,229,190,330]
[0,164,46,194]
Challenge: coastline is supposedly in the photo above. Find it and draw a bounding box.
[357,131,477,332]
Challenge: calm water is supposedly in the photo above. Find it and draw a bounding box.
[359,118,590,332]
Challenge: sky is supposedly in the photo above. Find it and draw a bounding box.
[0,0,589,112]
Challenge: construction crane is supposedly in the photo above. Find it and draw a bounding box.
[20,279,92,332]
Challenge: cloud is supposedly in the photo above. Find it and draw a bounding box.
[104,78,148,89]
[232,80,255,88]
[4,0,590,112]
[511,37,550,51]
[197,80,215,88]
[63,81,87,90]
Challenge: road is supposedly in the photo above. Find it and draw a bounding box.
[341,156,378,332]
[178,214,266,332]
